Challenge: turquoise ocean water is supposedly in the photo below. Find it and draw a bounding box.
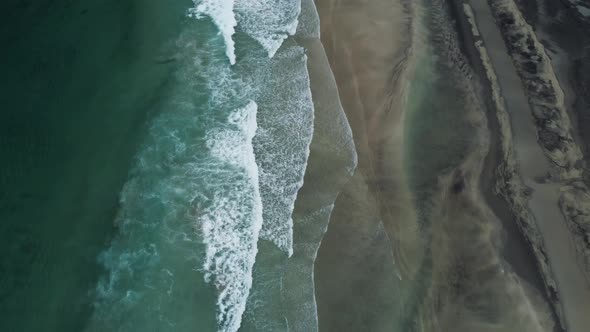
[0,0,354,331]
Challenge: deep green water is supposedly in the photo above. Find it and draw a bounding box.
[0,1,188,331]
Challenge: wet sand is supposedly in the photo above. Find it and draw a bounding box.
[313,0,420,330]
[274,1,359,329]
[313,0,566,330]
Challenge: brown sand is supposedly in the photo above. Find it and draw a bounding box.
[312,0,423,330]
[314,0,560,330]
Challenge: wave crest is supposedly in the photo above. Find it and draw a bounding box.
[202,101,263,332]
[236,0,301,57]
[189,0,237,64]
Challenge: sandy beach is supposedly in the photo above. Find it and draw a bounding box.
[313,0,421,330]
[312,0,586,331]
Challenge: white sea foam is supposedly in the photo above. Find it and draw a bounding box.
[252,45,314,256]
[87,54,264,331]
[235,0,301,57]
[202,101,263,332]
[189,0,237,64]
[88,95,234,331]
[90,3,316,327]
[189,0,302,63]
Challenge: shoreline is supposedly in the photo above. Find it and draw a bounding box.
[312,0,421,330]
[278,0,359,329]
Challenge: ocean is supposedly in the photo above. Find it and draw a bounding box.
[0,0,355,331]
[3,0,570,330]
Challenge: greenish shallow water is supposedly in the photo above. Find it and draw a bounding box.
[405,47,475,213]
[400,2,482,330]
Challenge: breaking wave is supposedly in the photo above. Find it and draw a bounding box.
[202,101,263,332]
[89,1,315,331]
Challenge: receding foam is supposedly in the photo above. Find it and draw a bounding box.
[252,45,315,256]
